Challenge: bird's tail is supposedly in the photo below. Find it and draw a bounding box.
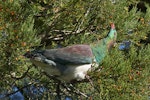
[24,50,45,59]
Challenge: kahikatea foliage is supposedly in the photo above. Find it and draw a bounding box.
[0,0,149,99]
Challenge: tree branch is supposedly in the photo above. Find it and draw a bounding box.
[10,66,31,80]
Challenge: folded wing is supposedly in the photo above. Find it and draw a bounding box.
[42,45,94,65]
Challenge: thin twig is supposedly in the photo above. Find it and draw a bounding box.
[3,82,35,98]
[61,83,88,98]
[10,67,31,80]
[75,6,91,33]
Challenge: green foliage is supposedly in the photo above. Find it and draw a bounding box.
[0,0,150,99]
[0,0,40,71]
[91,45,150,100]
[0,0,40,94]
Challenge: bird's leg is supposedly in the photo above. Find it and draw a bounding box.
[85,74,93,87]
[62,83,88,98]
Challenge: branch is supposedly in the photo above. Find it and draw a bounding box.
[10,66,31,80]
[75,6,91,33]
[3,82,35,98]
[40,27,88,45]
[61,83,88,98]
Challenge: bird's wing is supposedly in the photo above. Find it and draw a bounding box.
[42,45,94,64]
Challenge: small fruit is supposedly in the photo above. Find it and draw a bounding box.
[21,42,26,46]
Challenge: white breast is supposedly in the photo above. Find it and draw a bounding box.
[31,58,92,82]
[59,64,92,82]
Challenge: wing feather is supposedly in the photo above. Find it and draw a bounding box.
[43,45,94,64]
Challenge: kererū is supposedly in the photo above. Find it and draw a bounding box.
[24,23,117,82]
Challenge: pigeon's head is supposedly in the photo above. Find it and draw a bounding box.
[106,23,117,49]
[108,23,117,41]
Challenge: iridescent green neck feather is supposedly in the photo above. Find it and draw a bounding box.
[91,23,117,63]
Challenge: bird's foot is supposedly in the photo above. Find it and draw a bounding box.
[85,75,93,87]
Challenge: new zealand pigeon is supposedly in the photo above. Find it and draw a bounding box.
[24,23,117,82]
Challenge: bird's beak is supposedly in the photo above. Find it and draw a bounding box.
[113,42,118,47]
